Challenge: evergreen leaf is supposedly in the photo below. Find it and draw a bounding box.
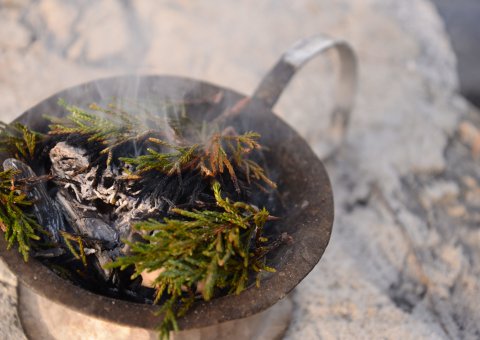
[0,169,43,261]
[106,181,276,338]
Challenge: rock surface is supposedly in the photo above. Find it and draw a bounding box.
[0,279,26,340]
[432,0,480,106]
[0,0,479,339]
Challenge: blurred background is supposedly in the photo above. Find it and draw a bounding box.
[433,0,480,107]
[1,1,480,339]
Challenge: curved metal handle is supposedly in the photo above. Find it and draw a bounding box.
[253,35,357,159]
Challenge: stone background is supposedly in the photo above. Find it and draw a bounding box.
[432,0,480,107]
[1,0,479,339]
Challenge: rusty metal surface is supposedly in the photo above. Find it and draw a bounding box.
[18,282,293,340]
[253,36,357,159]
[0,75,334,330]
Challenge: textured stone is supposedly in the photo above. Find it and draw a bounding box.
[37,0,77,45]
[0,281,27,340]
[0,13,31,50]
[67,0,130,64]
[0,0,479,339]
[0,259,16,287]
[420,181,460,208]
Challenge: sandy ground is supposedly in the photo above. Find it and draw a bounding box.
[1,0,479,339]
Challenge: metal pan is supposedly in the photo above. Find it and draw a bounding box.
[0,35,356,331]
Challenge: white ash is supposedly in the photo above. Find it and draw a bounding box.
[49,142,160,240]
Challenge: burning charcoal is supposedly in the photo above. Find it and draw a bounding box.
[94,249,121,282]
[2,158,65,243]
[31,247,65,258]
[56,189,120,281]
[56,189,119,246]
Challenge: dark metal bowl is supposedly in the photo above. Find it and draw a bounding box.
[0,35,356,330]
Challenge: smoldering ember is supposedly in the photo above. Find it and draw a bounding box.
[0,97,292,337]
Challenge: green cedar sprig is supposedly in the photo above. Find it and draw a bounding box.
[48,101,276,190]
[48,100,164,165]
[60,231,88,267]
[0,169,42,261]
[120,139,199,178]
[105,181,275,339]
[215,132,277,190]
[0,122,41,161]
[121,132,276,192]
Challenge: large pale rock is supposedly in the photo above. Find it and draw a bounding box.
[0,12,31,49]
[0,281,27,340]
[66,0,130,64]
[0,0,478,339]
[0,259,16,287]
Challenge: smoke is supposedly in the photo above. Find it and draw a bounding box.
[1,0,337,157]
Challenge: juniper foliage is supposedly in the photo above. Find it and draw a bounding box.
[60,231,88,267]
[0,169,42,261]
[121,132,276,192]
[0,99,281,339]
[0,122,40,161]
[120,138,199,178]
[106,181,275,339]
[48,100,275,191]
[48,99,166,165]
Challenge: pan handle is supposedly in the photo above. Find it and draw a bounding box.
[252,35,357,159]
